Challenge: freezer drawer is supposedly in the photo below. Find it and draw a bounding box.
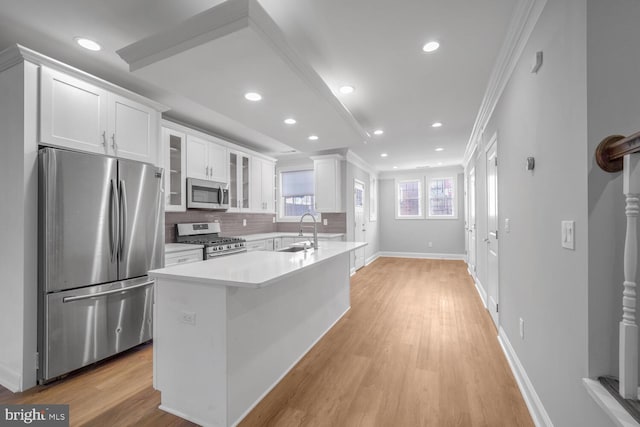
[42,277,154,381]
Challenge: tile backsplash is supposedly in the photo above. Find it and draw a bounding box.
[165,211,346,242]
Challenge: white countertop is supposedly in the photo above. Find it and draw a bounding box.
[165,243,204,253]
[150,241,366,289]
[232,232,345,242]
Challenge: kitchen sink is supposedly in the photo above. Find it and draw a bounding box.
[278,246,313,253]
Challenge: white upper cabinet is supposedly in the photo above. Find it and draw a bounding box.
[108,93,157,163]
[251,157,275,212]
[208,142,228,183]
[40,66,108,155]
[186,135,209,180]
[40,66,160,164]
[313,155,344,212]
[228,150,250,211]
[186,135,228,182]
[162,126,187,212]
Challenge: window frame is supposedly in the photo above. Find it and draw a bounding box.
[395,178,425,220]
[427,175,458,220]
[276,166,320,222]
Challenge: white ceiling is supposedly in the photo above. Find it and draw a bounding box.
[0,0,516,171]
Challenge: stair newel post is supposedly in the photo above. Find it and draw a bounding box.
[620,153,640,399]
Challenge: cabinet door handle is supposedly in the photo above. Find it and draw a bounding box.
[206,166,209,177]
[111,133,118,152]
[102,131,107,150]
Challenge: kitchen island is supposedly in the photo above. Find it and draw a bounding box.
[148,241,367,427]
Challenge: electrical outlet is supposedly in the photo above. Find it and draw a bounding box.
[428,242,433,248]
[181,311,196,325]
[272,217,276,223]
[519,318,524,339]
[323,218,328,226]
[243,219,247,227]
[505,218,510,233]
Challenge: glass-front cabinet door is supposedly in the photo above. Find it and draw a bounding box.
[229,152,239,209]
[163,126,186,212]
[228,150,250,211]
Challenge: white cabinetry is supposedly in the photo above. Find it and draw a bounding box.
[229,151,250,211]
[251,157,275,212]
[313,155,344,212]
[245,238,275,252]
[162,126,187,212]
[186,135,227,182]
[40,66,159,164]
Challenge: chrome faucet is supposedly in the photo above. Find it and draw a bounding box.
[299,212,318,250]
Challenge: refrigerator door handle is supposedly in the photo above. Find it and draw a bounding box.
[119,180,128,261]
[62,280,154,303]
[109,180,119,262]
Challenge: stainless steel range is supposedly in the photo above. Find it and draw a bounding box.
[176,222,246,259]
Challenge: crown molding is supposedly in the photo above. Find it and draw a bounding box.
[345,150,378,177]
[0,44,168,112]
[463,0,547,167]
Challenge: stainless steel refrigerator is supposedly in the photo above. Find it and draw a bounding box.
[38,147,164,382]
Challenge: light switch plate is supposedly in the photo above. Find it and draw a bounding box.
[243,219,247,227]
[323,218,328,226]
[561,220,575,250]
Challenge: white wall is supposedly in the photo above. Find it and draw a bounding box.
[586,0,640,380]
[474,0,611,425]
[378,167,465,256]
[0,61,38,392]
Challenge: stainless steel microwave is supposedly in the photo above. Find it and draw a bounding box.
[186,178,229,210]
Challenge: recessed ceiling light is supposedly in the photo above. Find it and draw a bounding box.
[284,118,296,125]
[393,166,398,169]
[339,85,355,94]
[244,92,262,101]
[308,135,319,141]
[435,147,444,152]
[75,37,101,51]
[380,153,388,158]
[432,122,443,128]
[422,41,440,53]
[438,162,443,166]
[373,129,384,135]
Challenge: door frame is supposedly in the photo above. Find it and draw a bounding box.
[353,179,366,271]
[485,132,499,327]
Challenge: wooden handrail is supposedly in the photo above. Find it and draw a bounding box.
[596,132,640,172]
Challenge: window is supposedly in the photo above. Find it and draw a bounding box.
[279,169,317,219]
[396,179,423,219]
[428,177,457,218]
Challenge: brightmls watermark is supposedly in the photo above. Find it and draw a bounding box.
[0,405,68,426]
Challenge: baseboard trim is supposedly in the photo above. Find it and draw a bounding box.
[365,252,380,266]
[0,362,22,393]
[379,251,466,260]
[474,277,487,308]
[231,306,351,426]
[498,327,553,427]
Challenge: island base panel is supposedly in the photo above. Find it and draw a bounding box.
[154,252,352,427]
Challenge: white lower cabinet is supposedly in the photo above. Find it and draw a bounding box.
[165,249,203,267]
[246,240,267,252]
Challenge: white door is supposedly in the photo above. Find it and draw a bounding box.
[186,135,209,180]
[486,136,499,327]
[109,93,156,163]
[354,180,366,270]
[468,167,477,276]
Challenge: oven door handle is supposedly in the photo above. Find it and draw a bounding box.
[62,281,154,303]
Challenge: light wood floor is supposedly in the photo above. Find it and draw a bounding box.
[0,258,533,426]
